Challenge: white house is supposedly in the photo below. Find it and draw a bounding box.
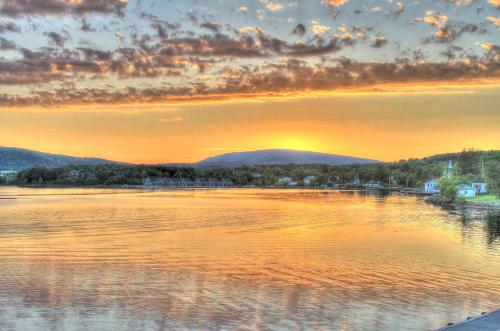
[471,178,488,194]
[424,179,440,194]
[364,180,383,189]
[350,178,361,186]
[278,177,293,184]
[457,184,476,198]
[303,176,316,185]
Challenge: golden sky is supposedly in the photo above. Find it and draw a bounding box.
[1,85,499,163]
[1,0,499,163]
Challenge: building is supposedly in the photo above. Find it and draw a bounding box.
[0,170,16,176]
[143,177,168,186]
[364,180,383,189]
[445,160,454,178]
[350,178,361,186]
[220,178,234,187]
[143,176,233,188]
[278,177,293,185]
[471,178,488,194]
[457,184,476,198]
[303,176,316,185]
[424,179,440,194]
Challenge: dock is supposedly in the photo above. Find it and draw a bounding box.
[435,309,500,331]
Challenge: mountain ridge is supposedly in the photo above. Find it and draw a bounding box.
[0,147,379,171]
[196,149,379,167]
[0,146,120,171]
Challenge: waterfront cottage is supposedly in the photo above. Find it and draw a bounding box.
[364,180,383,189]
[350,178,361,186]
[303,176,316,185]
[278,177,293,185]
[221,178,234,187]
[424,179,440,194]
[457,184,476,198]
[471,178,488,194]
[143,177,168,186]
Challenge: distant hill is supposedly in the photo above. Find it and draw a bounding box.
[196,149,379,167]
[0,147,120,171]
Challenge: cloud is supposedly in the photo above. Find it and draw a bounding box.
[45,31,69,47]
[200,22,221,33]
[292,23,306,36]
[394,2,405,17]
[489,0,500,8]
[486,16,500,26]
[159,116,183,122]
[0,0,128,16]
[2,52,499,106]
[0,20,19,32]
[322,0,349,9]
[420,11,487,43]
[372,35,387,48]
[0,36,15,49]
[481,43,500,52]
[260,0,284,12]
[445,0,475,5]
[311,21,331,36]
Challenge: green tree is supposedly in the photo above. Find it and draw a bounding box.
[485,162,500,196]
[436,176,470,202]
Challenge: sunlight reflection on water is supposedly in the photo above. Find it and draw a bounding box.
[0,187,498,330]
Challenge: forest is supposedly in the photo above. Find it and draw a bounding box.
[4,149,500,196]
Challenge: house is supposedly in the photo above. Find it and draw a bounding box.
[350,178,361,186]
[221,178,234,187]
[180,178,193,187]
[0,170,16,176]
[69,169,81,177]
[303,176,316,185]
[364,180,383,189]
[194,178,207,187]
[424,179,440,194]
[278,177,293,185]
[471,178,488,194]
[457,184,476,198]
[143,177,168,186]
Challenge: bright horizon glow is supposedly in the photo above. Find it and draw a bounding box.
[1,84,499,164]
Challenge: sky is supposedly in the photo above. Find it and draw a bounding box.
[0,0,499,163]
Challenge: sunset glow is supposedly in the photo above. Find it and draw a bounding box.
[0,0,498,162]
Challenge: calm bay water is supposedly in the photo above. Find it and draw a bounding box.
[0,187,499,331]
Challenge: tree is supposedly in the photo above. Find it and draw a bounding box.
[457,148,481,176]
[486,161,500,196]
[436,176,470,202]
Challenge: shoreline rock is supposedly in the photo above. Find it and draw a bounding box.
[424,195,500,212]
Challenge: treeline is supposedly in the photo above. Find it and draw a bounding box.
[9,150,500,195]
[13,165,196,186]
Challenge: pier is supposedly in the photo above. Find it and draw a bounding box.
[435,309,500,330]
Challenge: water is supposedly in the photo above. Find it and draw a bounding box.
[0,187,499,331]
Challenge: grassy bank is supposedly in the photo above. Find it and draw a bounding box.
[466,194,500,204]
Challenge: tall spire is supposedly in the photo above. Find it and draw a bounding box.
[445,160,453,178]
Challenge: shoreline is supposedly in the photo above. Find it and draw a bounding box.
[2,184,499,212]
[424,195,500,211]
